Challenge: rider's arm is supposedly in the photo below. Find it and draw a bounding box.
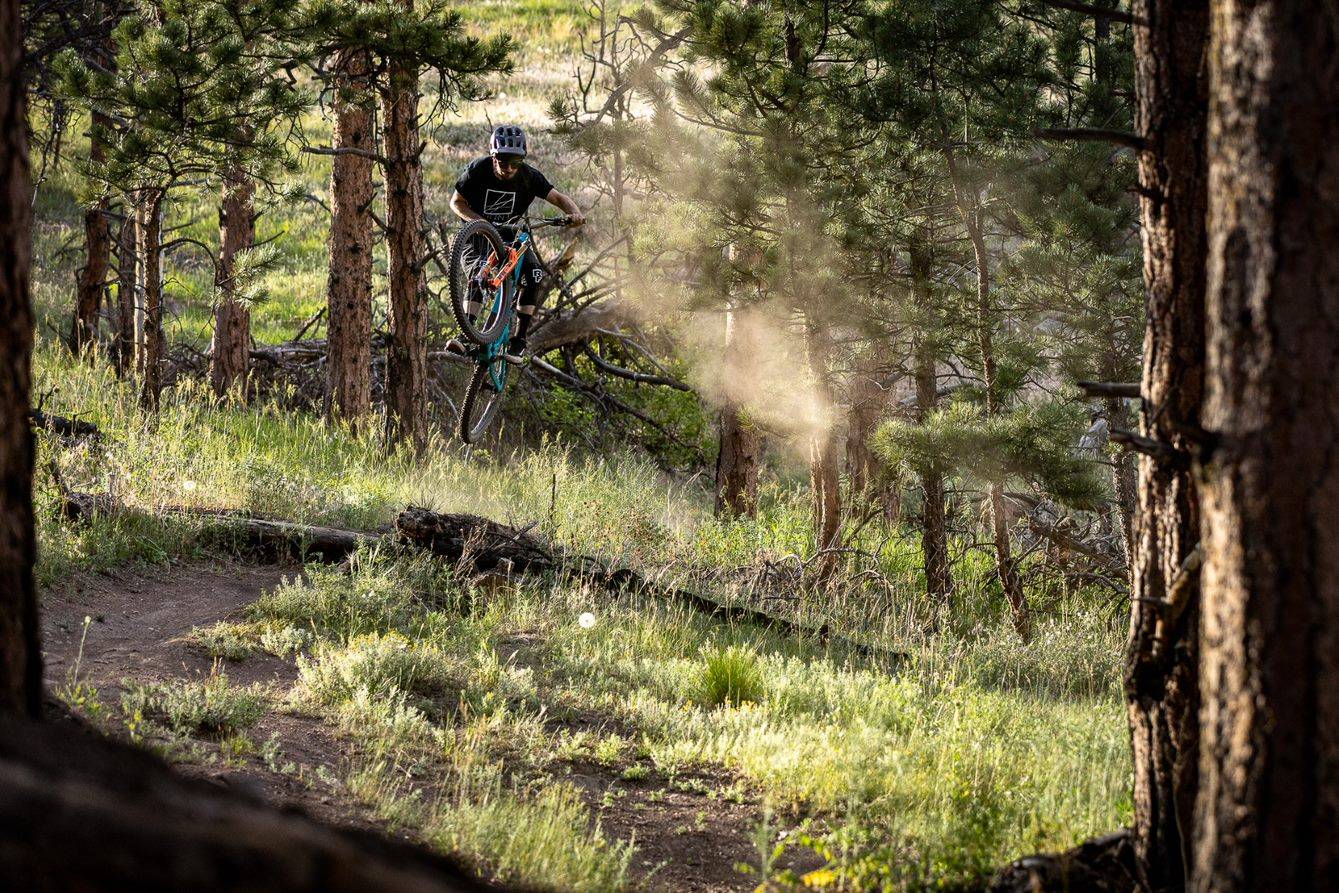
[544,188,585,226]
[450,189,483,222]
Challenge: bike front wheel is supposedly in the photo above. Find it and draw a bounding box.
[459,359,509,444]
[449,219,514,345]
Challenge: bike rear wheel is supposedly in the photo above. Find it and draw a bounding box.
[449,220,513,345]
[459,359,509,443]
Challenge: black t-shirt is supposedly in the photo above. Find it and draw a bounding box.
[454,156,554,225]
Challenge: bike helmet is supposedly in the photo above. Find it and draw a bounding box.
[490,124,527,158]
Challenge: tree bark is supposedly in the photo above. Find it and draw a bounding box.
[804,317,841,586]
[846,360,901,526]
[113,203,137,377]
[326,45,375,424]
[210,169,254,398]
[909,227,951,606]
[70,112,110,358]
[1107,395,1137,562]
[1193,3,1339,889]
[715,302,761,518]
[1125,2,1209,889]
[138,188,165,411]
[0,0,39,717]
[382,11,428,453]
[913,346,952,606]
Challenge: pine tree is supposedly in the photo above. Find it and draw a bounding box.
[304,0,512,449]
[56,0,309,409]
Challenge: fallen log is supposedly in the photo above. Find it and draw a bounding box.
[0,713,511,893]
[983,829,1135,892]
[29,409,101,440]
[62,498,901,663]
[395,507,904,663]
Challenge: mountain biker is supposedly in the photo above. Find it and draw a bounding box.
[450,124,585,358]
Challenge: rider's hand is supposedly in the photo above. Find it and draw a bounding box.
[567,212,586,227]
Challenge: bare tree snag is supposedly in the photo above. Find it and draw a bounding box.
[211,168,255,398]
[70,113,111,357]
[1125,2,1209,888]
[0,716,503,892]
[113,204,137,376]
[1193,3,1339,889]
[138,188,166,410]
[0,0,39,717]
[326,42,375,424]
[715,302,761,518]
[382,2,428,453]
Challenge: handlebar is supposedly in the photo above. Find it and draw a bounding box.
[531,216,575,229]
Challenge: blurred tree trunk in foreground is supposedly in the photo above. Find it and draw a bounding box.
[1125,2,1209,889]
[0,0,39,718]
[1193,2,1339,889]
[0,717,494,893]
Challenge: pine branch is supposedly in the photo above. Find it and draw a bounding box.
[1036,127,1147,151]
[1029,1,1140,25]
[1077,380,1141,399]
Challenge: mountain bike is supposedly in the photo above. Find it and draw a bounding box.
[447,215,572,443]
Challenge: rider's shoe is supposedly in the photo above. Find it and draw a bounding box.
[503,335,529,365]
[445,338,467,356]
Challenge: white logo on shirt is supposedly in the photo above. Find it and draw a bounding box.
[484,189,517,218]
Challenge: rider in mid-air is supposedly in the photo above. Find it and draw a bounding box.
[450,124,585,359]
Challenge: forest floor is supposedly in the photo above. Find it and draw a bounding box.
[42,558,821,892]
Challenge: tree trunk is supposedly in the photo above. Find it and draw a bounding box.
[715,302,761,518]
[804,317,841,586]
[70,113,110,358]
[1107,395,1137,562]
[210,169,254,398]
[910,229,951,606]
[947,165,1030,641]
[138,188,165,411]
[326,45,375,424]
[1193,4,1339,889]
[112,203,137,377]
[1125,2,1209,889]
[0,0,39,717]
[382,22,428,453]
[847,363,901,526]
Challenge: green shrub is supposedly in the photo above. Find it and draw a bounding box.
[121,669,266,737]
[697,645,766,707]
[298,632,463,707]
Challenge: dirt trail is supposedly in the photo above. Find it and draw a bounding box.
[40,559,811,892]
